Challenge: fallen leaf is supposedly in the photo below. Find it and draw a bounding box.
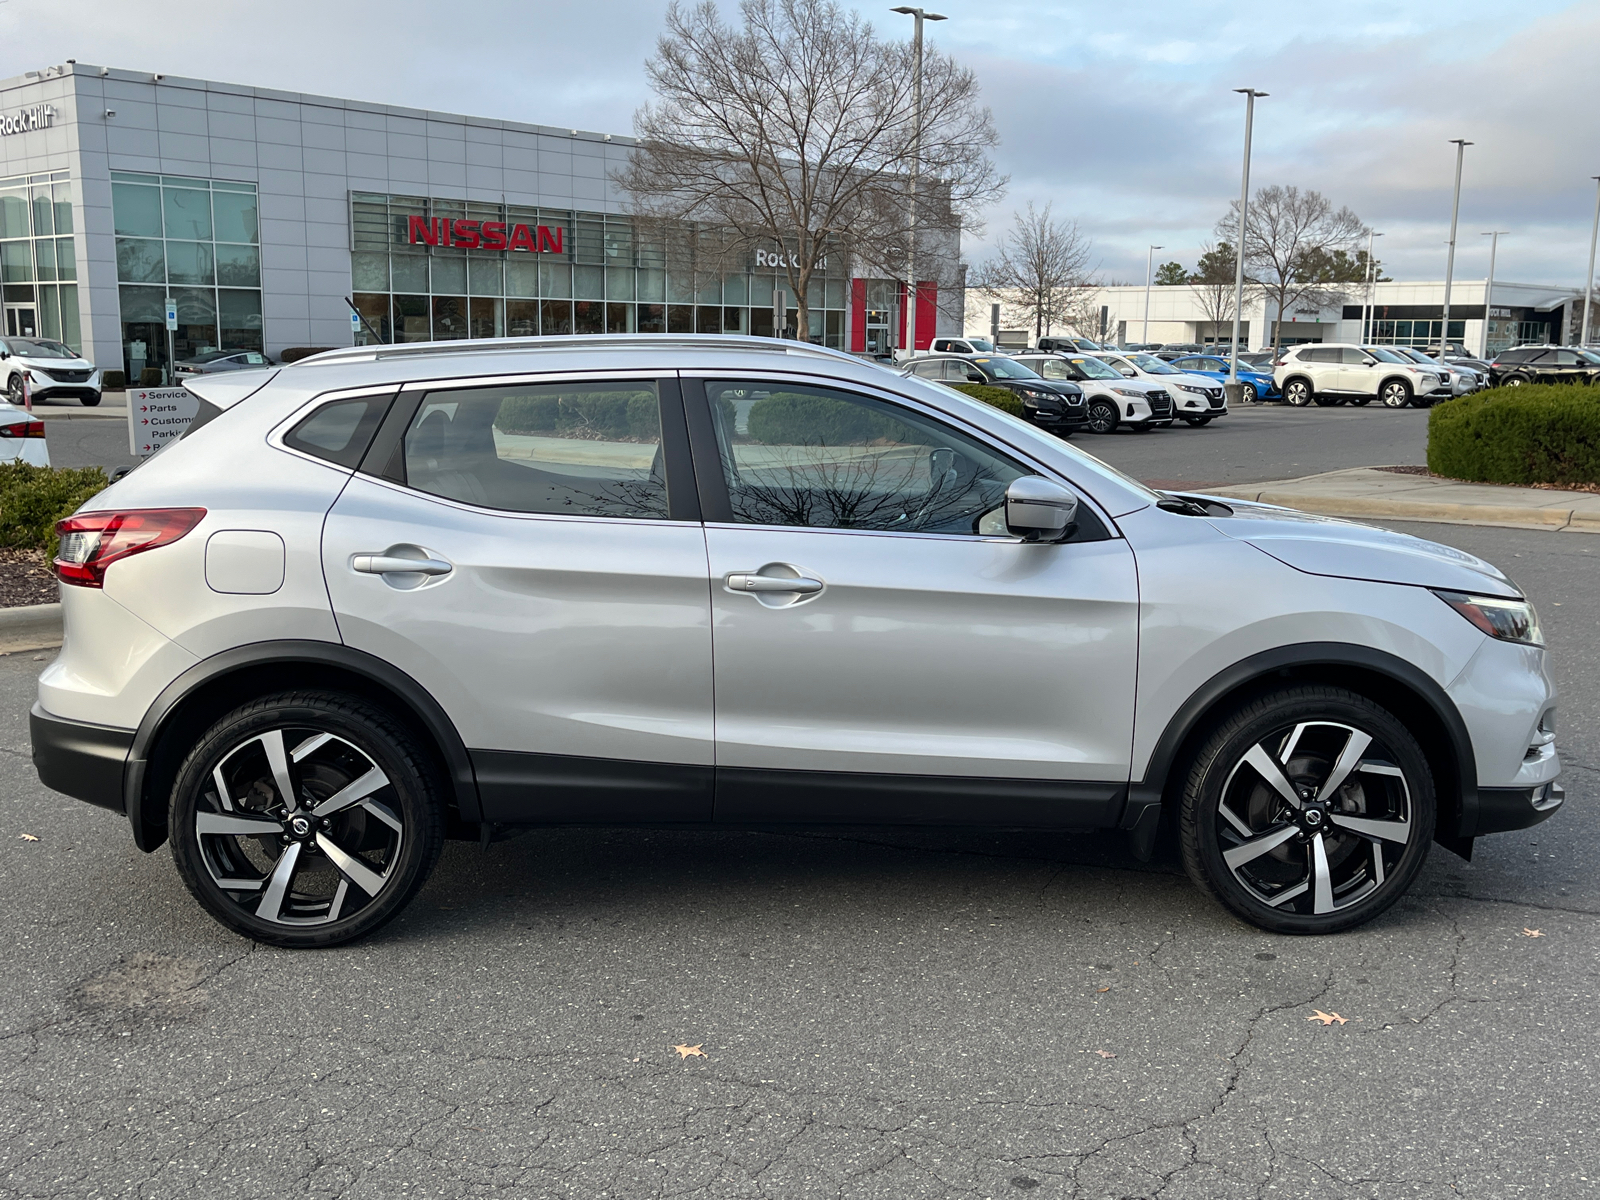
[1094,1049,1116,1059]
[1522,928,1545,938]
[1307,1010,1348,1026]
[1096,986,1110,993]
[18,833,39,842]
[672,1043,706,1060]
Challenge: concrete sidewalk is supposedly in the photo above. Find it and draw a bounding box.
[1208,467,1600,533]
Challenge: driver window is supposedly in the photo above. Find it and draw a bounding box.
[704,380,1026,535]
[1037,359,1071,381]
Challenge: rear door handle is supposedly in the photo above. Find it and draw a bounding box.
[352,554,453,576]
[725,571,823,594]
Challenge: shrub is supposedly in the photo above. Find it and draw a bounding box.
[950,383,1025,418]
[493,390,658,440]
[745,392,899,444]
[0,463,109,551]
[102,370,127,390]
[138,367,164,387]
[278,347,336,364]
[1427,385,1600,486]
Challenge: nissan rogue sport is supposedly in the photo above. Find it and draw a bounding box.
[30,336,1562,947]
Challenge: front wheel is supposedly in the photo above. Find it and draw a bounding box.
[1283,379,1313,407]
[81,393,101,407]
[1086,398,1120,434]
[5,374,21,405]
[1380,380,1413,408]
[169,692,445,948]
[1349,395,1372,407]
[1241,383,1258,404]
[1183,416,1212,427]
[1179,686,1435,935]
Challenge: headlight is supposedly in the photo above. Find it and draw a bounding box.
[1433,590,1543,646]
[1110,387,1143,398]
[1176,383,1205,393]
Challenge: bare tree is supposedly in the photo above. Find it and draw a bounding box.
[617,0,1005,343]
[969,203,1094,339]
[1188,241,1254,342]
[1219,186,1366,352]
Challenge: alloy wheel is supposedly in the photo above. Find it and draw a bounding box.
[1214,720,1413,918]
[1087,399,1119,434]
[1241,383,1257,404]
[1381,382,1411,407]
[6,374,21,404]
[1285,380,1312,406]
[192,725,405,927]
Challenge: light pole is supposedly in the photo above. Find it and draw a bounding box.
[1439,138,1472,366]
[1582,177,1600,348]
[1227,87,1266,399]
[891,6,945,359]
[1360,230,1382,344]
[1142,244,1162,344]
[1480,230,1507,358]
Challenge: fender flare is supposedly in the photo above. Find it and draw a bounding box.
[124,639,480,851]
[1122,642,1478,846]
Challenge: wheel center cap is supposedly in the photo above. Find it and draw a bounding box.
[288,815,313,838]
[1303,807,1324,828]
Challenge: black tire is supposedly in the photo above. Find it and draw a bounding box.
[1314,394,1344,407]
[1182,416,1212,427]
[81,393,101,407]
[1283,378,1314,407]
[1349,395,1372,406]
[5,374,21,405]
[169,691,446,948]
[1086,399,1119,434]
[1241,383,1258,404]
[1380,379,1413,408]
[1131,422,1154,432]
[1179,685,1435,935]
[1504,374,1526,388]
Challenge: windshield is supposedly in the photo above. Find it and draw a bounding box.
[1364,348,1410,363]
[1581,350,1600,364]
[186,349,236,363]
[6,338,76,359]
[1068,355,1123,380]
[1126,353,1179,375]
[975,357,1042,380]
[965,338,996,352]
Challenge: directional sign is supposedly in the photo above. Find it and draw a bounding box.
[127,387,199,457]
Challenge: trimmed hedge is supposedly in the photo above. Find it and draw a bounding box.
[495,390,658,440]
[950,383,1025,418]
[746,392,900,444]
[1428,385,1600,486]
[138,367,163,387]
[102,370,126,391]
[0,463,108,551]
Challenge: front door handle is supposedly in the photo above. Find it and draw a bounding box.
[353,554,453,577]
[725,571,824,594]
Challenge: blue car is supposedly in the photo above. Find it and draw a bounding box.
[1169,354,1279,402]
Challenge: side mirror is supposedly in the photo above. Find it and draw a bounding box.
[1361,357,1377,366]
[1118,366,1135,378]
[1005,476,1079,541]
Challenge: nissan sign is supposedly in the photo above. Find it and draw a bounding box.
[408,216,563,253]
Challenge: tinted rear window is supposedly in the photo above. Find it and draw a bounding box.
[284,395,393,469]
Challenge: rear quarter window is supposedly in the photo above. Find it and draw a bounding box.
[283,395,394,469]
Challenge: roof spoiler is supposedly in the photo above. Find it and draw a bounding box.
[181,367,280,410]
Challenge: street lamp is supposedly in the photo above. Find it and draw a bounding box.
[1439,138,1472,366]
[1582,177,1600,348]
[1360,230,1383,344]
[891,6,945,360]
[1480,230,1508,359]
[1227,87,1266,400]
[1142,244,1162,344]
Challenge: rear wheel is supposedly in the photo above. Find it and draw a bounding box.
[1179,686,1435,935]
[1086,398,1119,434]
[1284,378,1314,407]
[6,374,21,405]
[1240,383,1258,404]
[1183,416,1212,427]
[1314,394,1344,407]
[169,692,445,948]
[1504,374,1527,387]
[1380,380,1413,408]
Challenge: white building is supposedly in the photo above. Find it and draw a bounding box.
[966,279,1581,355]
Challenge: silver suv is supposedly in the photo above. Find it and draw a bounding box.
[1274,343,1450,408]
[31,336,1562,947]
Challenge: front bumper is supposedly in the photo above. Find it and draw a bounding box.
[28,369,102,401]
[1469,781,1563,837]
[1026,402,1089,430]
[30,703,132,814]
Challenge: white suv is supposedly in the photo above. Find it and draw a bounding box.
[1010,352,1173,433]
[30,336,1562,947]
[1087,351,1229,426]
[1274,344,1450,408]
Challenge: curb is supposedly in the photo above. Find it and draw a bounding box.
[1210,482,1600,534]
[0,602,63,653]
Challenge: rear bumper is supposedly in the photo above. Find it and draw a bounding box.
[29,703,131,814]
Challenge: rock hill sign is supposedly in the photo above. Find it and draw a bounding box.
[1,105,55,137]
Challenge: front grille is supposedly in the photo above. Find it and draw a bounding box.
[43,369,92,383]
[1148,390,1173,419]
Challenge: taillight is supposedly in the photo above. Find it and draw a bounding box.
[54,508,205,588]
[0,419,45,438]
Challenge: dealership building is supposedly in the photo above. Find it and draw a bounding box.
[0,62,962,381]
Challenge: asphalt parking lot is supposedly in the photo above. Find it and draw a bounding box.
[1,516,1593,1199]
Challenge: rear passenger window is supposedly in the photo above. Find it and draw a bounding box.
[284,395,392,469]
[401,381,669,519]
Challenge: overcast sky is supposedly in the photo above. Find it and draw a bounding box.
[7,0,1597,288]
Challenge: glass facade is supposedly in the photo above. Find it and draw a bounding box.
[0,171,79,350]
[1368,319,1467,349]
[111,171,263,382]
[349,192,849,350]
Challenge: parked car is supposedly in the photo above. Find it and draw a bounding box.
[1489,346,1600,388]
[1168,354,1280,403]
[0,338,103,407]
[1037,336,1109,354]
[1273,344,1449,408]
[1086,351,1229,426]
[1118,342,1164,353]
[30,335,1562,945]
[1153,342,1206,361]
[1389,347,1484,396]
[902,353,1088,433]
[1011,352,1174,433]
[0,399,48,465]
[174,349,274,377]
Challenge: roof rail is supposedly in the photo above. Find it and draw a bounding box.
[292,333,862,368]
